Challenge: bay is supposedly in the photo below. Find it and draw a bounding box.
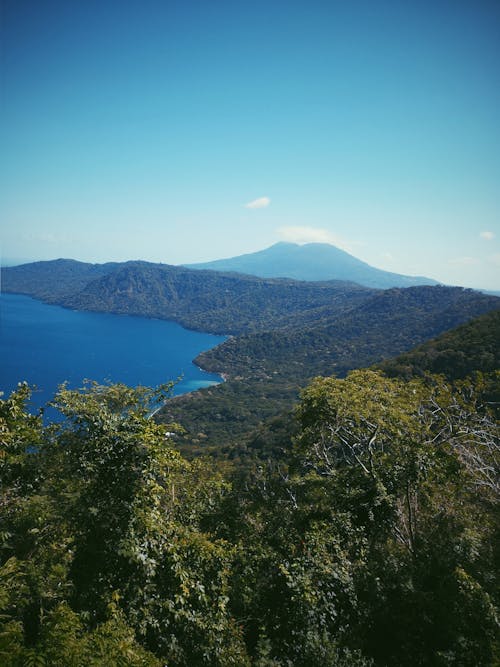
[0,293,226,411]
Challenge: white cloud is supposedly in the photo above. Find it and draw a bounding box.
[448,256,480,266]
[277,226,352,252]
[244,196,270,209]
[480,231,495,240]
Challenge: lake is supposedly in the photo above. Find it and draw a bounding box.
[0,293,226,411]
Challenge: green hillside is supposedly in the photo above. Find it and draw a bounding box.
[196,286,498,380]
[1,257,499,666]
[1,258,120,300]
[378,308,500,380]
[3,259,499,457]
[159,290,500,456]
[1,259,373,335]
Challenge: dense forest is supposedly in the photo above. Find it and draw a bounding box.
[161,290,500,457]
[1,363,498,665]
[1,259,374,335]
[2,260,497,337]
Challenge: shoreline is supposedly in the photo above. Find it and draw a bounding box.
[149,366,229,421]
[1,292,230,415]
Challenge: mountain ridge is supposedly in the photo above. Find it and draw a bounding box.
[1,259,375,335]
[185,242,439,289]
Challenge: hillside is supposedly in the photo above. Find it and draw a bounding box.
[195,286,500,381]
[378,308,500,381]
[58,263,373,335]
[186,242,439,288]
[159,288,500,455]
[0,258,120,301]
[1,259,373,335]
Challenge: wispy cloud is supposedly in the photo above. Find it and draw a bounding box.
[448,256,479,266]
[480,231,495,240]
[244,196,270,209]
[277,226,352,252]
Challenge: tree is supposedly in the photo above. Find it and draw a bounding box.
[293,370,499,666]
[1,382,250,665]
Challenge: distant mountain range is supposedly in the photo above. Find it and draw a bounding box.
[185,242,439,289]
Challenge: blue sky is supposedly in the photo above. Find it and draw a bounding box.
[1,0,499,289]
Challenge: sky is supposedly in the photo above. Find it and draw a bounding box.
[1,0,499,290]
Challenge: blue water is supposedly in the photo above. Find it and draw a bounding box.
[0,293,226,412]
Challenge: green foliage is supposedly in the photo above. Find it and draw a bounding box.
[0,370,498,665]
[2,259,373,335]
[0,382,42,488]
[159,377,300,463]
[0,381,249,665]
[197,288,499,382]
[378,308,500,381]
[292,370,499,666]
[163,292,499,456]
[4,258,499,462]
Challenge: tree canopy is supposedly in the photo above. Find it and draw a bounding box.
[0,370,498,665]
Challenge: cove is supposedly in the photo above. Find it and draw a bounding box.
[0,293,226,411]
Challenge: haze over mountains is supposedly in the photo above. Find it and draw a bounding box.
[186,242,439,289]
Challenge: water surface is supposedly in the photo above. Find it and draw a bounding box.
[0,293,225,411]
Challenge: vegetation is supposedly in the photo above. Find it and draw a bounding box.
[3,261,498,455]
[162,294,500,455]
[1,367,498,665]
[0,259,120,301]
[196,286,499,378]
[378,308,500,381]
[1,259,373,335]
[3,260,497,339]
[162,378,300,461]
[2,257,500,664]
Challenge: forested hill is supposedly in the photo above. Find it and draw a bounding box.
[377,307,500,381]
[0,258,121,300]
[3,257,495,386]
[2,262,499,665]
[1,259,374,335]
[195,286,500,382]
[160,290,500,456]
[58,264,372,335]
